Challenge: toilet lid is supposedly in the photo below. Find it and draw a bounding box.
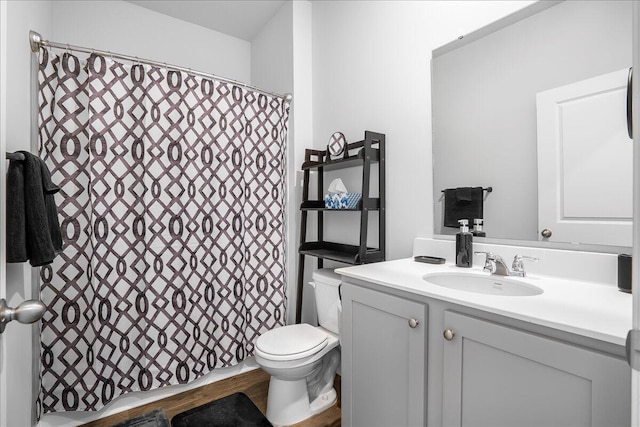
[256,324,328,360]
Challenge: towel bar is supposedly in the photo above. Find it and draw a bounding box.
[5,152,25,161]
[441,186,492,193]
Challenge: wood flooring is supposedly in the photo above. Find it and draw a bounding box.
[80,368,341,427]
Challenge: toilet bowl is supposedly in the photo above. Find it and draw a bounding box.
[254,269,342,426]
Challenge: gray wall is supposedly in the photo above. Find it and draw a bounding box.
[432,1,631,240]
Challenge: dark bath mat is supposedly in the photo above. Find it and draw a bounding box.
[171,392,272,427]
[112,409,170,427]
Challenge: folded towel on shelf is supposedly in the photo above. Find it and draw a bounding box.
[324,193,362,209]
[443,187,484,228]
[6,151,62,266]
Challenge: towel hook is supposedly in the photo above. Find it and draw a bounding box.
[5,152,25,161]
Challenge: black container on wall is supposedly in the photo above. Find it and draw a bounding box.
[618,254,632,293]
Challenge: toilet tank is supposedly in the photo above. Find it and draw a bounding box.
[312,268,342,334]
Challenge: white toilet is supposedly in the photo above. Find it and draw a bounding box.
[255,269,342,426]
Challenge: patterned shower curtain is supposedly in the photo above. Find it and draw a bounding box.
[35,48,289,414]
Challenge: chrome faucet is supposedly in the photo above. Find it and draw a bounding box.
[510,255,539,277]
[475,252,539,277]
[475,251,511,276]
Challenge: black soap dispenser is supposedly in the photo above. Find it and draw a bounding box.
[456,219,473,268]
[472,218,486,237]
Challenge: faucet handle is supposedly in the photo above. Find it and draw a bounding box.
[474,251,496,273]
[511,255,539,277]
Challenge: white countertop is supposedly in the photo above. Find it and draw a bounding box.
[337,258,632,347]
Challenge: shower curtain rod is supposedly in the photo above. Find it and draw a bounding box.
[28,30,292,102]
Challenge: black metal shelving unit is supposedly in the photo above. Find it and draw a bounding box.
[295,130,386,323]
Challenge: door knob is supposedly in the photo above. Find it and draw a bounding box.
[541,229,552,238]
[443,329,455,341]
[408,318,419,329]
[0,298,46,334]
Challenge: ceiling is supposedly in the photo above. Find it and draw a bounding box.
[126,0,287,41]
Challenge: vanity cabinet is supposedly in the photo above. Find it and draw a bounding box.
[341,283,427,427]
[340,281,631,427]
[442,311,630,427]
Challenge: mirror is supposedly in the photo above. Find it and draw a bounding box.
[432,0,632,248]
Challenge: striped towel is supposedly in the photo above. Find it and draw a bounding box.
[324,193,362,209]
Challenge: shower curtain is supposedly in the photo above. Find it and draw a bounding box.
[35,48,289,414]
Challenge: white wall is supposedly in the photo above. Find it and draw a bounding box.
[251,2,293,95]
[291,1,313,175]
[311,0,534,261]
[52,0,250,82]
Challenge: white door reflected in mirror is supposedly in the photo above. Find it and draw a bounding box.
[536,68,632,247]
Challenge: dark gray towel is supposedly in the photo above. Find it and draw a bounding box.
[443,186,484,228]
[6,151,61,266]
[22,151,56,266]
[38,156,62,254]
[6,159,27,262]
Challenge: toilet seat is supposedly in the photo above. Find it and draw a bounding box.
[255,324,328,361]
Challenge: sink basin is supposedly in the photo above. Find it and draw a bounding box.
[422,272,543,296]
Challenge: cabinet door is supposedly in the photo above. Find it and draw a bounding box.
[443,311,630,427]
[342,284,427,427]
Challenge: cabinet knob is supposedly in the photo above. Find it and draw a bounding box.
[408,318,419,329]
[443,329,455,341]
[541,228,552,238]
